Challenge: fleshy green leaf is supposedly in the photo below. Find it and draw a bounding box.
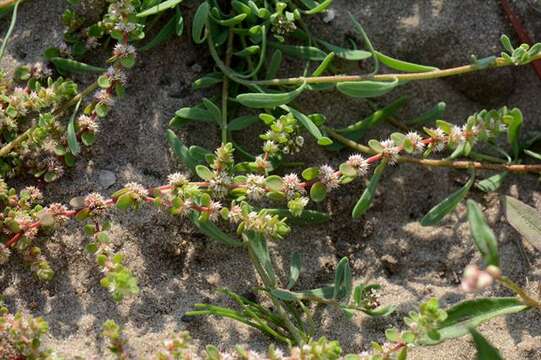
[192,2,210,44]
[336,78,399,98]
[420,173,474,226]
[137,0,183,17]
[236,83,306,108]
[228,115,259,131]
[467,200,499,267]
[475,172,507,193]
[469,328,503,360]
[352,162,385,218]
[504,195,541,251]
[190,213,242,247]
[375,51,438,72]
[166,129,197,170]
[333,257,353,303]
[310,182,327,202]
[287,253,301,289]
[265,209,330,225]
[318,39,372,60]
[283,105,332,145]
[67,99,82,156]
[50,57,106,74]
[268,42,327,61]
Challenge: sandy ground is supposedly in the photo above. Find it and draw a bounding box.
[1,0,541,358]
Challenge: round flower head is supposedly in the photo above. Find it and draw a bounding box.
[282,173,304,199]
[167,172,189,187]
[124,182,148,201]
[405,131,425,154]
[346,154,369,176]
[246,174,266,201]
[380,139,399,165]
[319,165,340,191]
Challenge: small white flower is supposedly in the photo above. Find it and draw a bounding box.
[228,205,243,224]
[207,201,222,222]
[346,154,369,176]
[94,89,114,106]
[246,174,266,201]
[125,182,148,201]
[167,172,189,187]
[319,165,340,190]
[405,131,425,154]
[381,139,399,165]
[282,173,304,198]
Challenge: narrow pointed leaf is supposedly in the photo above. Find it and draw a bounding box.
[236,83,306,108]
[374,51,438,72]
[352,162,385,218]
[467,200,499,267]
[265,209,330,225]
[420,174,474,226]
[283,105,332,145]
[192,2,210,44]
[336,78,399,98]
[469,328,503,360]
[287,253,302,289]
[50,57,106,74]
[318,39,372,60]
[228,115,259,131]
[333,257,353,302]
[137,0,183,17]
[268,42,327,60]
[67,99,82,156]
[475,172,507,193]
[406,101,446,126]
[190,213,242,247]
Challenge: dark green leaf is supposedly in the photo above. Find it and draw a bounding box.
[475,172,507,193]
[469,328,503,360]
[228,115,259,131]
[266,49,283,79]
[352,162,385,218]
[504,108,523,158]
[420,173,474,226]
[467,200,499,267]
[265,209,330,225]
[192,2,210,44]
[333,257,353,303]
[287,253,302,289]
[50,57,106,74]
[67,99,82,156]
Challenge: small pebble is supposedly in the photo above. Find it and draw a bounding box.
[97,170,116,189]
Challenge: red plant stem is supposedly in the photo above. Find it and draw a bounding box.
[500,0,541,79]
